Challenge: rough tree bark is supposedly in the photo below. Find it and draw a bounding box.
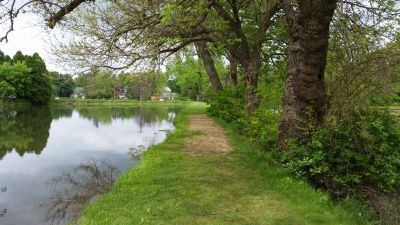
[195,41,224,92]
[227,55,238,87]
[278,0,338,148]
[243,57,262,112]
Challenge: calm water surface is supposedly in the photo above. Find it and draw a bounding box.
[0,106,179,225]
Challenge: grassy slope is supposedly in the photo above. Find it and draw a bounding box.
[78,102,371,225]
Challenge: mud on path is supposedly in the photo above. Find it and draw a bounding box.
[185,114,232,154]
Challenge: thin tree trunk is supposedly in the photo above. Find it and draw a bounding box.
[195,41,224,92]
[228,55,238,86]
[278,0,337,148]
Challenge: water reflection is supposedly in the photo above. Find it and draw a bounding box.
[0,105,178,225]
[42,159,120,225]
[0,186,6,218]
[51,108,73,120]
[0,106,178,160]
[0,107,51,159]
[76,107,178,129]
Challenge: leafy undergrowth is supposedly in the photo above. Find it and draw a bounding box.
[78,102,372,225]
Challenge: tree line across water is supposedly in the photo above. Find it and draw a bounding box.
[0,50,186,103]
[0,49,240,103]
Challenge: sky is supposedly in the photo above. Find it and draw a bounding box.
[0,13,64,73]
[0,12,170,75]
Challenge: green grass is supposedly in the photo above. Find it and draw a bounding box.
[78,102,372,225]
[51,98,191,107]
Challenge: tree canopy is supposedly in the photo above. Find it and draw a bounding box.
[0,51,52,105]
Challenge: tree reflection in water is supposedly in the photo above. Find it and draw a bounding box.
[42,159,121,225]
[128,135,159,159]
[0,186,6,218]
[0,106,52,160]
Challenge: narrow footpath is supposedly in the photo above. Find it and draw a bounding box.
[186,114,232,154]
[78,107,371,225]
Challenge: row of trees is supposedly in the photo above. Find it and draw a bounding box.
[165,52,228,101]
[74,70,167,100]
[0,50,79,104]
[0,50,169,102]
[0,51,52,104]
[48,71,75,98]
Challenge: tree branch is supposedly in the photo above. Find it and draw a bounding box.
[48,0,94,28]
[282,0,296,31]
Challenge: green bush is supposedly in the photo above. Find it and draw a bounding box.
[241,107,281,149]
[207,88,245,123]
[208,87,281,149]
[25,73,52,105]
[280,108,400,195]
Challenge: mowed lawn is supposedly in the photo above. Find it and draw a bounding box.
[78,103,371,225]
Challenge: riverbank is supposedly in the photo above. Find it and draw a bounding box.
[78,102,371,225]
[50,98,190,107]
[0,99,190,112]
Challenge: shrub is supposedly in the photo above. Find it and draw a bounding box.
[207,88,245,123]
[208,87,282,149]
[280,108,400,195]
[240,107,281,149]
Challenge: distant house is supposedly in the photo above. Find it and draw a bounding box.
[118,87,128,99]
[71,87,85,98]
[161,87,173,100]
[150,96,163,101]
[119,93,127,99]
[150,87,174,101]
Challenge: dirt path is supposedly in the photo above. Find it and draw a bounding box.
[185,114,232,154]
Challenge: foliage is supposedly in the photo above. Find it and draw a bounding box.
[49,71,75,97]
[208,65,284,148]
[0,80,13,101]
[73,70,167,100]
[85,70,115,99]
[0,62,31,100]
[165,53,224,101]
[74,72,92,88]
[326,12,400,113]
[13,52,52,104]
[25,69,53,105]
[129,72,167,100]
[167,79,181,94]
[280,108,400,196]
[0,106,52,159]
[207,88,245,123]
[241,108,281,149]
[0,51,53,105]
[0,51,11,64]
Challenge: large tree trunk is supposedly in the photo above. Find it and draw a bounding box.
[278,0,337,148]
[243,57,261,113]
[195,41,224,92]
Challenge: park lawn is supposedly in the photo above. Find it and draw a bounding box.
[78,102,372,225]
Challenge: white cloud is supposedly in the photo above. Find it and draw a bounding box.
[0,13,64,73]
